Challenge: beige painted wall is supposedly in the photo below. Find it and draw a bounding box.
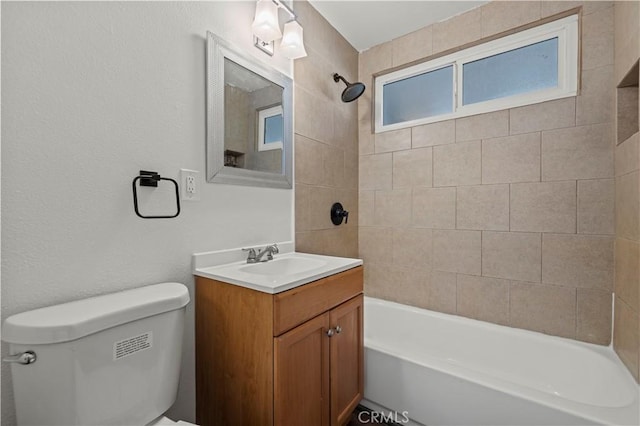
[358,1,616,345]
[293,1,359,258]
[613,1,640,382]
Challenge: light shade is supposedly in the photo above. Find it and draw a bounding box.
[280,20,307,60]
[251,0,281,42]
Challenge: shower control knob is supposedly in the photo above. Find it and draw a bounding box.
[331,202,349,226]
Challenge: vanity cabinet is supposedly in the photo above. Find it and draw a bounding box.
[195,265,363,426]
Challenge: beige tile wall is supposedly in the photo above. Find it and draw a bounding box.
[293,1,359,258]
[613,1,640,383]
[358,1,616,345]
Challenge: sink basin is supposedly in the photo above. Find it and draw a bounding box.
[194,251,363,294]
[240,257,327,276]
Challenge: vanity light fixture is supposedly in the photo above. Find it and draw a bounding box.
[251,0,307,59]
[251,0,281,43]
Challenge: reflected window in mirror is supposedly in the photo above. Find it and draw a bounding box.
[258,105,283,152]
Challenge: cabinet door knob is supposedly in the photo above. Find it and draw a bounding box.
[335,326,342,334]
[326,328,335,337]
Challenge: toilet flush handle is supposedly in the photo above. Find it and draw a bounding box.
[3,350,36,365]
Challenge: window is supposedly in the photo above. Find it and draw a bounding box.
[462,38,559,105]
[374,15,578,133]
[383,65,454,125]
[257,105,283,151]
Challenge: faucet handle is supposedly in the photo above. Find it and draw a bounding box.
[242,247,257,263]
[264,244,278,261]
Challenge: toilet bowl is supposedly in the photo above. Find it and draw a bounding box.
[2,282,196,426]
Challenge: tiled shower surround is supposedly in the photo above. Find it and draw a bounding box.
[357,2,617,346]
[293,1,359,259]
[613,1,640,382]
[291,0,639,383]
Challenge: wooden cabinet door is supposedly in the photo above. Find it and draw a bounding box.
[274,312,330,426]
[330,295,364,426]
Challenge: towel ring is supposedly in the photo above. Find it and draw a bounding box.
[132,170,181,219]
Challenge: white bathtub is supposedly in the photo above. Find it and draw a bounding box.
[362,297,640,426]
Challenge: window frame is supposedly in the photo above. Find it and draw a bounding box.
[257,104,284,152]
[374,14,579,133]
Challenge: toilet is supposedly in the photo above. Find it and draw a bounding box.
[2,282,196,426]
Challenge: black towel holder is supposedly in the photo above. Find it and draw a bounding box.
[132,170,181,219]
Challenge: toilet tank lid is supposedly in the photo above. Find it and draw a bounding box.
[2,283,190,345]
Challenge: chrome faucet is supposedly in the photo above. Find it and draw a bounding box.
[255,244,279,262]
[243,244,279,263]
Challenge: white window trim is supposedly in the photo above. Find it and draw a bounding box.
[374,14,579,133]
[257,105,284,152]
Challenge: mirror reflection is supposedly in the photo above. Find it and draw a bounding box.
[207,32,293,189]
[224,58,284,174]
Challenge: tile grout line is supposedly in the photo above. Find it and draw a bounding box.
[574,286,579,340]
[539,131,543,182]
[454,272,459,315]
[574,180,580,235]
[454,186,458,230]
[508,183,511,232]
[480,230,483,278]
[540,232,543,284]
[507,278,511,326]
[431,146,435,189]
[480,137,483,186]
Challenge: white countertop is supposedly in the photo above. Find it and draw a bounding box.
[193,247,362,294]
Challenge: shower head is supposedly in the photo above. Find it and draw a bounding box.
[333,73,366,103]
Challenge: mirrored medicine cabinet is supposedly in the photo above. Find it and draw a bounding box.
[206,32,293,189]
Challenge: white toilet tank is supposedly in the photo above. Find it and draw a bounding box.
[2,282,190,426]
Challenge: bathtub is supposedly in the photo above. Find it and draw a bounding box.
[362,297,639,426]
